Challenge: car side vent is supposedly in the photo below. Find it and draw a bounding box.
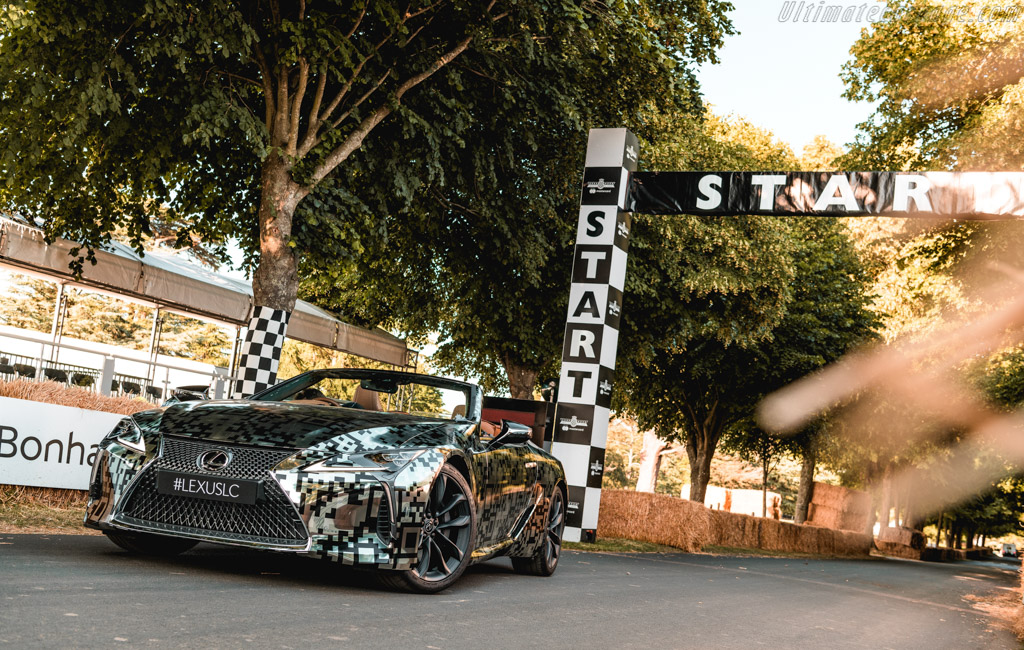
[376,492,392,544]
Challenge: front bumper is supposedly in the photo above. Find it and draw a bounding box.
[85,437,413,567]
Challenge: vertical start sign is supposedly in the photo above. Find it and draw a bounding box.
[552,128,637,543]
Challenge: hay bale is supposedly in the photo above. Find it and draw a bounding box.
[0,379,152,415]
[806,482,871,533]
[877,526,925,550]
[598,490,713,552]
[598,489,872,557]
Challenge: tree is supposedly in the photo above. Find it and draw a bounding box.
[841,0,1024,170]
[0,1,739,391]
[623,215,879,503]
[722,423,790,518]
[297,10,736,398]
[799,136,843,171]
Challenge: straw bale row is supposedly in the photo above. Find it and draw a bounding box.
[597,489,712,552]
[0,379,152,416]
[598,490,872,557]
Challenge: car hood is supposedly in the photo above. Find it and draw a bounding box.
[149,400,459,450]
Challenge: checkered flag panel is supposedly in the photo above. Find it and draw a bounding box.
[234,306,291,398]
[552,128,638,544]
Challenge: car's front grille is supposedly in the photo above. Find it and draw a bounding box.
[118,437,308,547]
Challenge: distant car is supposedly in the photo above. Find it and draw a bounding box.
[85,369,567,593]
[1000,543,1017,558]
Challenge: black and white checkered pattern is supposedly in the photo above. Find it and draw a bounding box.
[551,128,638,543]
[234,305,291,397]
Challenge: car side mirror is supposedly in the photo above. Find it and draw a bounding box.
[489,420,532,447]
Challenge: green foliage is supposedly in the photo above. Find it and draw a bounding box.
[0,0,736,309]
[621,215,879,498]
[300,2,737,396]
[841,0,1024,170]
[799,136,844,171]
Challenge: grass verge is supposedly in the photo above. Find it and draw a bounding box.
[0,485,96,535]
[564,537,683,553]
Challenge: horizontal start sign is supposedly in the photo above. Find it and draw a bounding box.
[0,396,122,490]
[629,171,1024,218]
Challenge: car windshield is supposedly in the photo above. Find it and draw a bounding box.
[252,370,472,420]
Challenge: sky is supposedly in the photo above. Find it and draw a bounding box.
[696,0,883,154]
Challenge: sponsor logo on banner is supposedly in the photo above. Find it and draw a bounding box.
[582,168,624,206]
[566,485,586,529]
[588,447,607,488]
[596,366,615,409]
[560,415,589,432]
[586,178,615,195]
[553,402,596,445]
[0,396,121,490]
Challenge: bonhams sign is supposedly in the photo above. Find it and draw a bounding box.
[0,396,122,490]
[630,171,1024,218]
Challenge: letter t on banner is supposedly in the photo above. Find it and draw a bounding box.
[551,128,637,543]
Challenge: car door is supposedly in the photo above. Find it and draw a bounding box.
[470,434,536,548]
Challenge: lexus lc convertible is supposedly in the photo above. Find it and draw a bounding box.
[85,369,567,592]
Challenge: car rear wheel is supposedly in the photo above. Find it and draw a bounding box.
[512,486,565,576]
[378,465,476,593]
[104,530,199,556]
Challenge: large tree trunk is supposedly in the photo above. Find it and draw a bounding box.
[795,443,816,524]
[635,430,667,493]
[252,157,304,311]
[233,156,306,397]
[686,432,718,503]
[504,360,538,400]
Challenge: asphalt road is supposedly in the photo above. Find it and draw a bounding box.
[1,534,1019,649]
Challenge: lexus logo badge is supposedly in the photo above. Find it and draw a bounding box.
[197,449,231,472]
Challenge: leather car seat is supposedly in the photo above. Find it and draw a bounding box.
[352,386,383,411]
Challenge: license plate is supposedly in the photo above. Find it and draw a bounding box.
[156,470,260,505]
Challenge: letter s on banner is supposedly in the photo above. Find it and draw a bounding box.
[696,174,723,210]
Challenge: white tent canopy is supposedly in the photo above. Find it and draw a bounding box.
[0,217,408,367]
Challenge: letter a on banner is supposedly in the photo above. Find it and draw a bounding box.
[551,128,637,543]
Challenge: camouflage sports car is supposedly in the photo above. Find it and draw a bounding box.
[85,369,567,593]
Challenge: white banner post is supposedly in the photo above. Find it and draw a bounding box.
[550,128,637,543]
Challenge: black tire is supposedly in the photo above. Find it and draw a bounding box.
[378,465,476,593]
[512,486,565,577]
[104,530,199,556]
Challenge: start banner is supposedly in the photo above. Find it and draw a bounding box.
[0,396,123,490]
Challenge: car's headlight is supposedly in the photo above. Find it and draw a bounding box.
[103,418,145,454]
[303,449,427,474]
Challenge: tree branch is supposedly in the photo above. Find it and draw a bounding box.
[287,58,309,156]
[346,4,367,38]
[307,33,474,187]
[330,69,391,128]
[253,45,276,132]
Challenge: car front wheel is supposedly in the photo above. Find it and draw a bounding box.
[379,465,476,593]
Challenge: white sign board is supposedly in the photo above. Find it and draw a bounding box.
[0,396,123,489]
